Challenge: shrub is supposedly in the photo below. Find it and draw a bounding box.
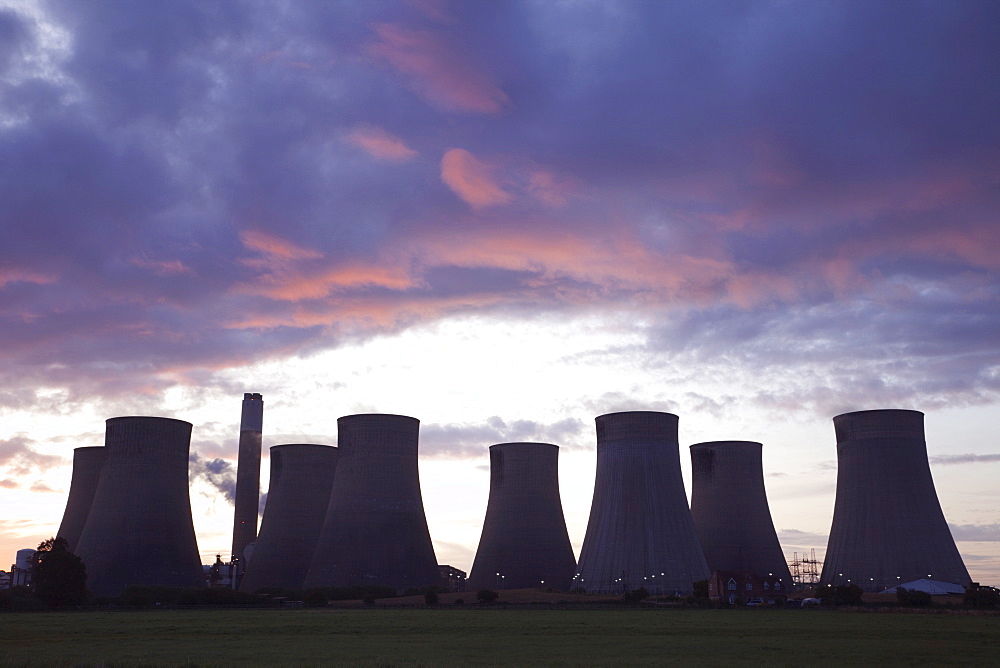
[476,589,499,604]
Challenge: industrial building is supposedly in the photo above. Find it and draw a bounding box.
[574,411,710,595]
[304,414,440,592]
[55,446,106,552]
[74,417,205,598]
[689,441,792,585]
[240,443,339,592]
[468,442,576,591]
[819,409,970,592]
[232,393,263,577]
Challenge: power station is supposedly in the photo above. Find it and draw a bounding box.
[35,400,984,600]
[689,441,792,584]
[231,393,263,575]
[574,411,710,595]
[304,414,440,592]
[819,409,970,592]
[467,442,576,591]
[240,444,339,592]
[74,417,204,597]
[55,446,106,552]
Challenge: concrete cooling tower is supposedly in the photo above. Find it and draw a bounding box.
[304,414,439,592]
[819,409,970,592]
[55,446,106,552]
[232,392,263,571]
[467,443,576,591]
[240,444,339,592]
[574,411,709,595]
[74,417,204,597]
[689,441,792,584]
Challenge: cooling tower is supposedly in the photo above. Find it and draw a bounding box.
[304,414,439,592]
[55,446,106,552]
[574,412,709,595]
[74,417,204,597]
[467,443,577,591]
[819,409,970,592]
[689,441,792,584]
[240,444,339,592]
[232,393,263,571]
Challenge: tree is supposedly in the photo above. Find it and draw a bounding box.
[476,588,499,604]
[424,590,439,605]
[692,579,710,600]
[32,537,87,608]
[624,587,649,605]
[896,587,931,607]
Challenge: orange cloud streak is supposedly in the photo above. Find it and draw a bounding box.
[345,125,418,161]
[440,148,512,208]
[369,23,508,114]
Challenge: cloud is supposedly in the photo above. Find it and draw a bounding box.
[440,148,512,208]
[368,22,508,114]
[345,125,417,162]
[189,452,237,504]
[777,529,828,546]
[950,523,1000,542]
[931,454,1000,466]
[0,436,65,476]
[420,416,587,459]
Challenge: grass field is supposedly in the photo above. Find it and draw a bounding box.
[1,607,998,666]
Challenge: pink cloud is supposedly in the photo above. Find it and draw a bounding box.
[239,263,416,302]
[239,230,323,260]
[130,258,195,276]
[441,148,512,208]
[368,23,509,114]
[0,268,57,288]
[345,125,418,161]
[528,170,578,207]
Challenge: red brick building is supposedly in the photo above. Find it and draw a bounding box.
[707,570,789,605]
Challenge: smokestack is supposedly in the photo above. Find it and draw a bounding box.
[55,446,106,552]
[240,444,339,592]
[467,443,576,591]
[819,409,970,592]
[689,441,792,584]
[574,411,709,595]
[232,393,263,571]
[304,414,439,592]
[74,417,204,597]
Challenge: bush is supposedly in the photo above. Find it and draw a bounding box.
[818,584,864,606]
[692,579,710,600]
[476,589,499,604]
[965,586,1000,609]
[896,587,932,607]
[624,587,649,605]
[424,590,439,605]
[454,598,464,605]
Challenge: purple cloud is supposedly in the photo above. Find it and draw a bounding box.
[0,0,995,421]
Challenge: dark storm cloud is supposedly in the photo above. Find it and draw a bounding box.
[0,0,997,416]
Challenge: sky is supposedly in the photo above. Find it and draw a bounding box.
[1,0,998,585]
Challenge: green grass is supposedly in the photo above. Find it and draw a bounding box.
[1,608,998,666]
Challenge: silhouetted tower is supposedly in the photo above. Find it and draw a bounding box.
[55,446,106,552]
[467,443,577,591]
[232,393,263,572]
[574,411,709,595]
[240,444,339,592]
[690,441,792,585]
[304,414,439,592]
[819,409,970,591]
[74,417,203,597]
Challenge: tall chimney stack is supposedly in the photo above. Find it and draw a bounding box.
[232,393,263,574]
